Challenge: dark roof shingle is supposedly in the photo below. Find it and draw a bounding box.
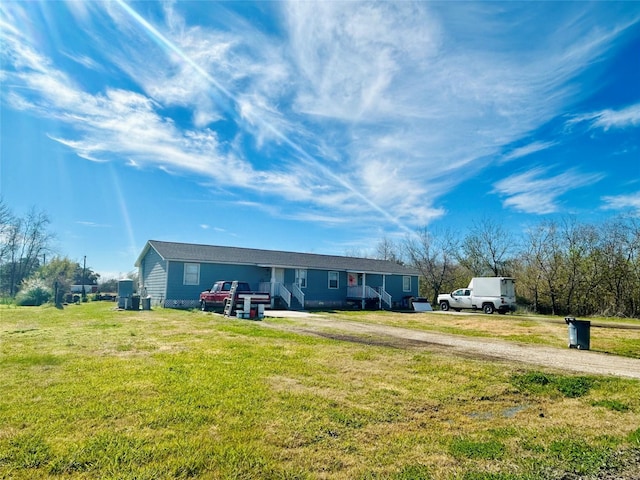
[139,240,419,275]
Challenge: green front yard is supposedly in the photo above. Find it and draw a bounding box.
[1,303,639,479]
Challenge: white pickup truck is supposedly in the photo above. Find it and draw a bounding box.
[437,277,516,314]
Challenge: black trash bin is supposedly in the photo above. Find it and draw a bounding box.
[565,317,590,350]
[142,296,151,310]
[131,295,140,311]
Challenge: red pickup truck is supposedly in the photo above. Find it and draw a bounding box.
[199,281,270,312]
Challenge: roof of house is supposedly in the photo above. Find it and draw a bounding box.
[136,240,420,276]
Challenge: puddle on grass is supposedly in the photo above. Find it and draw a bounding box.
[469,404,530,420]
[503,405,529,418]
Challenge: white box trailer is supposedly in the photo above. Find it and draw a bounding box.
[468,277,516,298]
[438,277,516,314]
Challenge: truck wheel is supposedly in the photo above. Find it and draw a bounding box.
[201,300,209,312]
[482,303,494,314]
[440,301,450,311]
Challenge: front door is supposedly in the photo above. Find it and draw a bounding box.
[274,268,285,284]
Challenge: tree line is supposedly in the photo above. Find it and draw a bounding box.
[382,216,640,318]
[2,198,639,317]
[0,199,102,302]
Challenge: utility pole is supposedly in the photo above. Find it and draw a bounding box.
[82,255,87,302]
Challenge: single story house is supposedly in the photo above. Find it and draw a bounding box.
[135,240,421,310]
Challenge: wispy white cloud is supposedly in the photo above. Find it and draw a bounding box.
[501,141,559,163]
[601,192,640,216]
[1,0,638,235]
[569,103,640,131]
[493,167,604,214]
[62,51,104,72]
[77,221,111,228]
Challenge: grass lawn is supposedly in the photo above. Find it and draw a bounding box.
[1,302,639,479]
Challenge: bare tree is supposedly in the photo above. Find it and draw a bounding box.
[515,216,640,317]
[404,228,460,305]
[458,218,516,276]
[375,236,404,264]
[521,220,565,315]
[0,198,13,262]
[628,217,640,317]
[0,206,53,296]
[559,217,599,315]
[597,216,638,316]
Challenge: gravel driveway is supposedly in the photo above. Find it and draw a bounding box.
[263,313,640,379]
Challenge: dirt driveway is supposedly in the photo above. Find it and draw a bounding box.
[262,313,640,380]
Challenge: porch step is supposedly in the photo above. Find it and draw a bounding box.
[289,296,304,311]
[274,294,303,311]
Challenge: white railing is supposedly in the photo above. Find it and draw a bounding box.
[347,285,380,299]
[261,282,292,309]
[347,285,392,309]
[279,284,292,308]
[347,286,363,298]
[378,288,392,309]
[263,282,390,310]
[291,283,305,308]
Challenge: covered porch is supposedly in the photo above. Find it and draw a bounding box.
[346,272,392,310]
[260,280,305,310]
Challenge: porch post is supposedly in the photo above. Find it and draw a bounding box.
[361,273,366,310]
[381,275,386,309]
[270,267,276,308]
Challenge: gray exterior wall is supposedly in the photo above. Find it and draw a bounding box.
[301,269,348,308]
[297,269,419,309]
[139,246,167,306]
[164,261,272,308]
[384,274,418,308]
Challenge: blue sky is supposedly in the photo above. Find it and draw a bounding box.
[1,1,639,280]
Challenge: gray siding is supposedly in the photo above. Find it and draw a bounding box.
[164,261,272,308]
[384,274,419,307]
[303,269,350,308]
[139,247,167,306]
[199,263,272,291]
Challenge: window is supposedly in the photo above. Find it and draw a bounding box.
[183,263,200,285]
[328,271,339,289]
[403,276,411,292]
[295,269,307,288]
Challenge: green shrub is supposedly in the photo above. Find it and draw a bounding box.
[15,278,52,306]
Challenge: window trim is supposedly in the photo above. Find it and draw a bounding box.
[328,271,339,289]
[183,263,200,286]
[295,269,307,289]
[403,276,411,292]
